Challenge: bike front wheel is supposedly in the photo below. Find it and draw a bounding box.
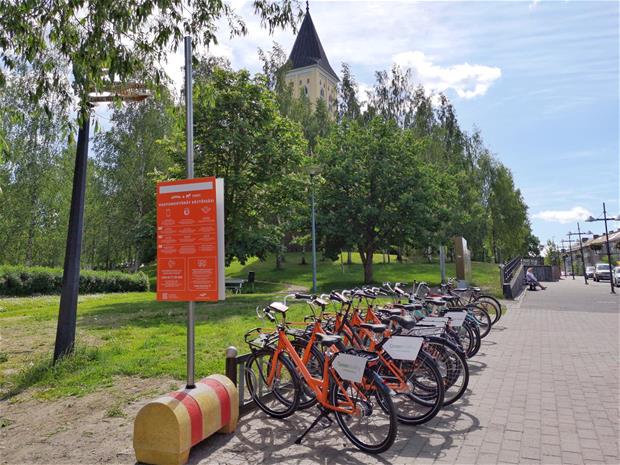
[329,368,398,454]
[244,348,300,419]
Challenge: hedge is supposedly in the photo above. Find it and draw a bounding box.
[0,265,149,296]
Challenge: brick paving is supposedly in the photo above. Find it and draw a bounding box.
[191,279,619,464]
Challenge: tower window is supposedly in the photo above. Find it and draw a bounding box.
[304,86,308,96]
[307,78,310,83]
[320,88,324,97]
[299,80,302,85]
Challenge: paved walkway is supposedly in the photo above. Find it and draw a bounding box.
[192,279,619,465]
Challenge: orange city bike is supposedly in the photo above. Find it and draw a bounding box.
[243,301,398,454]
[275,291,444,426]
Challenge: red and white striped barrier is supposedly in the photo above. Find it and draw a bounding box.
[133,374,238,465]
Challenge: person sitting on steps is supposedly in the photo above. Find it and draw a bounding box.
[526,267,546,290]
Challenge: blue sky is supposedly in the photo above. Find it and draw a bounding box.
[99,0,620,245]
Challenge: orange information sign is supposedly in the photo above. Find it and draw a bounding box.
[156,177,225,301]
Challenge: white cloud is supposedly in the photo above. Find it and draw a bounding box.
[392,50,502,99]
[533,206,592,224]
[529,0,541,11]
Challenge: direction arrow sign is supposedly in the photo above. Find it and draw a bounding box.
[383,336,424,361]
[332,353,367,383]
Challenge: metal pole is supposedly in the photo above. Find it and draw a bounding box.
[568,240,575,279]
[311,174,317,293]
[603,202,615,294]
[185,35,196,388]
[576,223,588,285]
[54,109,91,362]
[562,252,567,277]
[439,245,446,284]
[225,346,238,386]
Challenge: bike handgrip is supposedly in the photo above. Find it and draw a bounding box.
[263,308,276,322]
[295,293,313,300]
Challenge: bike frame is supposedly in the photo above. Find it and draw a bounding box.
[266,325,366,415]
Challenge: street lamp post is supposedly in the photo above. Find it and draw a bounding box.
[561,239,575,279]
[560,248,568,278]
[54,80,149,362]
[570,224,592,285]
[586,202,620,294]
[307,164,321,294]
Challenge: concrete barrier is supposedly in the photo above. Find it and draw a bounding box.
[133,374,238,465]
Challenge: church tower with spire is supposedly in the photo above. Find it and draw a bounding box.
[285,3,339,114]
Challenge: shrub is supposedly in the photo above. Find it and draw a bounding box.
[0,265,149,296]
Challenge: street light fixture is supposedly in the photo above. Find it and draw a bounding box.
[585,202,619,294]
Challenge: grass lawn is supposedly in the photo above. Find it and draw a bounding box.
[226,252,501,296]
[0,253,501,401]
[0,292,307,400]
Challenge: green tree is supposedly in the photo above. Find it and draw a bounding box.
[0,0,300,113]
[0,70,71,266]
[316,117,451,283]
[487,164,531,261]
[166,61,308,265]
[92,96,175,270]
[338,63,361,121]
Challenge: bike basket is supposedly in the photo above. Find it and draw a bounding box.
[404,326,444,337]
[244,328,276,350]
[344,348,380,364]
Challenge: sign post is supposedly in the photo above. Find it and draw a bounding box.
[185,36,195,389]
[439,245,447,284]
[155,36,225,391]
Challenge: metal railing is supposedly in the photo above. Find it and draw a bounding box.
[499,257,524,299]
[225,346,273,415]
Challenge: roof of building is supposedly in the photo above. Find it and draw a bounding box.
[588,230,620,247]
[287,7,339,81]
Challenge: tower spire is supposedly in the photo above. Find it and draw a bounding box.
[306,1,309,13]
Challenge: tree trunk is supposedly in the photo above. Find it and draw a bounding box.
[347,251,352,265]
[276,253,283,270]
[359,246,374,283]
[26,214,36,266]
[300,245,306,265]
[397,247,402,263]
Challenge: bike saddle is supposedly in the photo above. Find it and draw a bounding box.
[359,323,387,333]
[268,302,289,313]
[344,349,379,363]
[398,303,423,311]
[380,308,403,315]
[315,333,343,346]
[389,315,417,330]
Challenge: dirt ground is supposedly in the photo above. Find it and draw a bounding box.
[1,376,178,465]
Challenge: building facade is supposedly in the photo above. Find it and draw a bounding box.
[285,5,339,114]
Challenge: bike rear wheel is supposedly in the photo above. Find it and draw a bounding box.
[390,350,445,425]
[475,295,502,325]
[468,304,491,339]
[424,338,469,406]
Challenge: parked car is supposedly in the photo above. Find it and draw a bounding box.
[594,263,612,282]
[585,266,596,279]
[613,266,620,287]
